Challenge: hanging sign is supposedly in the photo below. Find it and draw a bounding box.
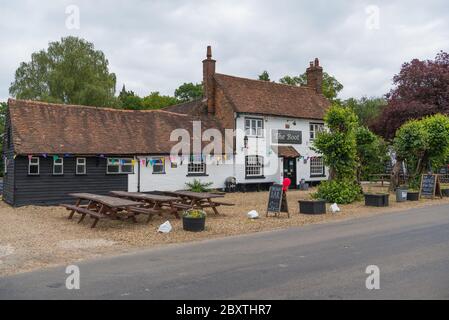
[272,130,302,144]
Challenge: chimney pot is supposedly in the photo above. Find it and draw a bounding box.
[207,45,212,59]
[314,58,319,67]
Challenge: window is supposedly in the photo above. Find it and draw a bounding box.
[53,158,63,175]
[310,123,324,140]
[188,155,206,175]
[245,155,264,177]
[76,157,86,175]
[107,158,134,174]
[152,157,165,174]
[310,157,324,176]
[245,118,263,137]
[28,157,39,175]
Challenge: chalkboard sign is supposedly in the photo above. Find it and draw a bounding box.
[267,184,283,215]
[419,174,442,199]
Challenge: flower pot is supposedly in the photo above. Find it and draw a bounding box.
[407,191,419,201]
[364,193,389,207]
[182,216,206,232]
[442,189,449,197]
[299,200,326,214]
[395,188,408,202]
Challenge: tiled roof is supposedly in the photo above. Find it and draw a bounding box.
[163,98,207,116]
[8,99,223,155]
[214,73,330,119]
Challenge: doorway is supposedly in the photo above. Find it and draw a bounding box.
[283,157,297,189]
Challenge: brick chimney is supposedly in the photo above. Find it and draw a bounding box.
[306,58,323,94]
[202,45,216,114]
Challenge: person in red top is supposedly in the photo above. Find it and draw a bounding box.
[282,178,291,192]
[281,178,291,214]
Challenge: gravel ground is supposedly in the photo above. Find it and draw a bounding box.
[1,188,449,276]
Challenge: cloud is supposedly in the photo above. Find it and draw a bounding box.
[0,0,448,102]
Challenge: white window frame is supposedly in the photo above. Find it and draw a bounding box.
[245,155,264,177]
[76,157,86,175]
[245,117,264,137]
[151,157,165,174]
[310,157,325,176]
[188,155,206,175]
[107,158,134,174]
[53,157,64,175]
[28,157,40,175]
[310,123,324,141]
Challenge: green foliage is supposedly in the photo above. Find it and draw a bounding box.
[278,72,343,102]
[183,209,207,219]
[312,105,358,180]
[174,82,203,102]
[355,126,389,180]
[258,71,271,81]
[185,179,213,192]
[393,114,449,185]
[118,85,143,110]
[313,180,362,204]
[343,97,387,127]
[9,36,117,107]
[141,92,179,110]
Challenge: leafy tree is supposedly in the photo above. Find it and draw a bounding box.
[9,36,117,107]
[343,97,387,127]
[372,51,449,139]
[279,72,343,102]
[174,82,203,102]
[391,114,449,190]
[355,126,389,181]
[258,71,271,81]
[118,85,143,110]
[141,92,179,110]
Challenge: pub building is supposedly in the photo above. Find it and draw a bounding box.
[2,46,330,206]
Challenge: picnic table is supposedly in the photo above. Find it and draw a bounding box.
[61,193,143,228]
[165,190,234,215]
[110,191,190,221]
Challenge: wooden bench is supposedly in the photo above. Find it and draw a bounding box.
[208,201,235,206]
[61,204,108,228]
[129,206,161,223]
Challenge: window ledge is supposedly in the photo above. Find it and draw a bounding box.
[186,173,209,177]
[310,174,326,178]
[152,172,166,175]
[245,176,266,180]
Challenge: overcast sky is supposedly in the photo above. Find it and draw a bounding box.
[0,0,448,102]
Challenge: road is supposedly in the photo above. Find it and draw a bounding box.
[1,204,449,299]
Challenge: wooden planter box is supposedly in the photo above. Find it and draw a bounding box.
[182,217,206,232]
[364,193,389,207]
[442,189,449,197]
[299,200,326,214]
[407,191,419,201]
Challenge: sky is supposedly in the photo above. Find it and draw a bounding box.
[0,0,448,102]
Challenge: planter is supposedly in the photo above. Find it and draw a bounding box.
[182,216,206,232]
[396,188,408,202]
[364,193,389,207]
[299,200,326,214]
[407,191,419,201]
[442,189,449,197]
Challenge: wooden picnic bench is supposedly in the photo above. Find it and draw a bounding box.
[165,190,234,215]
[61,193,143,228]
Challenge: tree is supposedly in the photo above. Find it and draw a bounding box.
[258,71,271,81]
[372,51,449,139]
[141,92,179,110]
[343,97,387,127]
[9,36,117,107]
[174,82,203,102]
[391,114,449,190]
[279,72,343,102]
[118,85,143,110]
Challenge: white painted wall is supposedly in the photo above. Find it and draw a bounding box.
[128,156,234,192]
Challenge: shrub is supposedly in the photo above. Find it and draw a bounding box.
[313,180,362,204]
[183,209,206,219]
[185,179,213,192]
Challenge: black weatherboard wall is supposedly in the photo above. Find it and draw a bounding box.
[4,156,128,206]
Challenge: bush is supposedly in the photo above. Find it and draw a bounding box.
[185,179,213,192]
[313,180,362,204]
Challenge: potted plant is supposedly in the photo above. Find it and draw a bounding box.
[441,184,449,197]
[182,209,206,232]
[298,199,326,214]
[406,180,420,201]
[364,192,390,207]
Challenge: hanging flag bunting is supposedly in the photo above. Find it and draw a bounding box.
[13,154,17,159]
[42,153,47,158]
[140,159,146,166]
[28,154,33,160]
[131,159,136,166]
